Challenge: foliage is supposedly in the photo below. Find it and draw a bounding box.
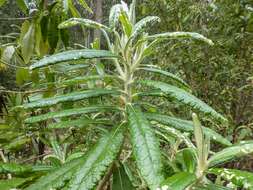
[0,1,253,190]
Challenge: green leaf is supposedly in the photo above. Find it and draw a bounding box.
[25,105,119,123]
[161,172,196,190]
[67,127,124,190]
[131,16,160,40]
[56,75,118,86]
[109,4,123,29]
[26,156,85,190]
[0,0,6,7]
[16,0,28,13]
[30,49,117,70]
[139,67,190,90]
[77,0,93,13]
[0,162,32,175]
[139,80,227,123]
[21,22,35,64]
[208,141,253,167]
[59,18,110,31]
[209,168,253,189]
[68,0,81,17]
[0,178,32,190]
[194,184,232,190]
[127,105,164,190]
[48,118,112,129]
[119,12,133,37]
[112,163,134,190]
[1,46,15,63]
[145,113,231,146]
[146,32,214,46]
[20,89,119,109]
[63,0,68,13]
[16,68,30,85]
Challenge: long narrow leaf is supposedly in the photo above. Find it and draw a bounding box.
[48,119,112,129]
[127,105,164,190]
[19,89,119,109]
[58,18,110,31]
[208,142,253,167]
[161,172,196,190]
[139,67,190,90]
[25,106,119,123]
[139,80,227,123]
[68,127,124,190]
[30,49,117,70]
[209,168,253,189]
[145,113,231,146]
[146,32,214,46]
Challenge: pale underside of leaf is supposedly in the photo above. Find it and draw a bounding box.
[146,32,214,46]
[58,18,110,31]
[131,16,160,40]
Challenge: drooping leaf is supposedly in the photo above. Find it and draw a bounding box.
[30,49,117,69]
[208,142,253,167]
[25,105,119,123]
[131,16,160,40]
[146,32,214,46]
[145,113,231,146]
[67,127,124,190]
[58,18,110,31]
[161,172,196,190]
[139,80,227,123]
[127,105,164,190]
[139,67,190,90]
[112,163,134,190]
[209,168,253,189]
[20,89,119,109]
[21,22,35,64]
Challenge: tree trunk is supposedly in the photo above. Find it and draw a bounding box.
[93,0,103,41]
